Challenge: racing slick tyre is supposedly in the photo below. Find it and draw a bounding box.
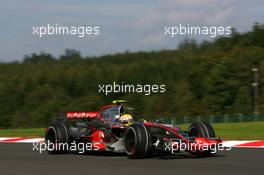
[45,122,69,154]
[200,121,216,138]
[188,121,216,157]
[124,124,152,159]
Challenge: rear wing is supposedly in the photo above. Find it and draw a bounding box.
[66,112,98,119]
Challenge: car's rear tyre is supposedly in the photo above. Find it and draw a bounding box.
[124,124,152,159]
[45,122,69,154]
[188,121,216,156]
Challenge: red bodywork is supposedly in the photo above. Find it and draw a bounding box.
[66,112,98,119]
[65,105,126,151]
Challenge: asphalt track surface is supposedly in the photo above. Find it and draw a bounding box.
[0,143,263,175]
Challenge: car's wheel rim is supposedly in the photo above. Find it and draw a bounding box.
[124,129,136,154]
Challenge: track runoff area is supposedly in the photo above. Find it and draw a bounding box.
[1,137,264,148]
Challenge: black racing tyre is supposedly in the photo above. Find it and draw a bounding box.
[124,124,152,159]
[188,121,215,138]
[188,121,216,156]
[45,122,69,154]
[201,121,215,138]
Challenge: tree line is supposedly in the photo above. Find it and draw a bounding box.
[0,23,263,128]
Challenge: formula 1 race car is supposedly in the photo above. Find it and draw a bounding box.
[45,100,223,158]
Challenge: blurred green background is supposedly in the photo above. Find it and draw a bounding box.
[0,23,264,129]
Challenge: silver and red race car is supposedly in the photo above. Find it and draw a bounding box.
[45,100,223,158]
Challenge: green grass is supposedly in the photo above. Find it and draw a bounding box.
[0,121,263,140]
[0,128,45,138]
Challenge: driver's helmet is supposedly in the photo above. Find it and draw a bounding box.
[118,114,133,126]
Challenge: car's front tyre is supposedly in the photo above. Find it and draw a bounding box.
[188,121,216,157]
[124,124,152,158]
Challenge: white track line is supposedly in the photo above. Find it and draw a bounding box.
[16,138,44,143]
[222,140,254,147]
[0,137,19,141]
[0,138,263,148]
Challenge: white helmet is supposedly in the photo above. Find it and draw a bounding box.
[119,114,133,125]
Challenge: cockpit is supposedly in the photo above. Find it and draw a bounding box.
[100,105,133,126]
